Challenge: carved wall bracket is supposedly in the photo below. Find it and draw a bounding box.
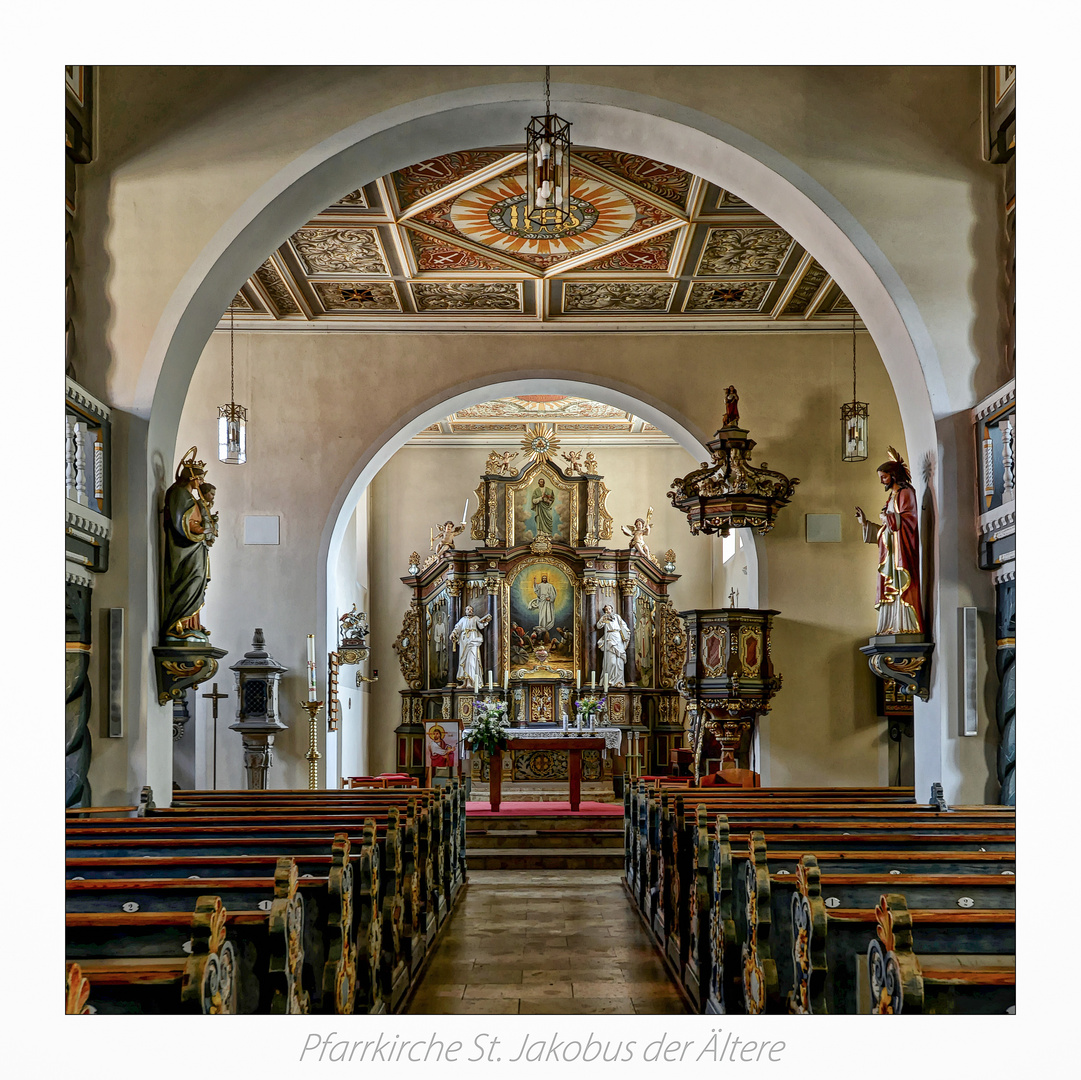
[153,642,228,706]
[859,637,934,702]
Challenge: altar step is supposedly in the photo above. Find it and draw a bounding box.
[466,814,625,871]
[467,780,621,803]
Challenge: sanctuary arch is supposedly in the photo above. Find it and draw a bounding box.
[111,77,975,805]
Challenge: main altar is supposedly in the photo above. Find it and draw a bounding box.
[391,430,687,790]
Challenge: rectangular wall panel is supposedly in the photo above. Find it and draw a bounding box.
[960,606,977,736]
[108,607,124,737]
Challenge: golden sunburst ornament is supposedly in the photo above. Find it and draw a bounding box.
[521,424,561,463]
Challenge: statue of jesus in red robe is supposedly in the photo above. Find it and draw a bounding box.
[856,449,924,636]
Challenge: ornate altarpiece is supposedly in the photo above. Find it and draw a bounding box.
[392,449,687,785]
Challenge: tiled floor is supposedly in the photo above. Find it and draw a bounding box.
[404,870,690,1015]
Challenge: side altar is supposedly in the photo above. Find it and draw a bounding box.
[391,433,688,788]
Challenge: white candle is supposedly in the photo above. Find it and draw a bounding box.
[462,499,468,524]
[575,669,581,689]
[504,671,509,691]
[306,634,317,701]
[488,670,493,691]
[591,671,595,689]
[603,672,609,693]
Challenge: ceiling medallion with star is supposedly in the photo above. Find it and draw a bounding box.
[521,424,561,463]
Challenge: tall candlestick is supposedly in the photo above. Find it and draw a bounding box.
[306,634,317,701]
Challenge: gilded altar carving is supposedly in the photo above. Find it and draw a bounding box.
[393,601,423,689]
[470,481,486,540]
[658,602,687,689]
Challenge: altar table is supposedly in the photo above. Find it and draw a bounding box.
[488,736,610,812]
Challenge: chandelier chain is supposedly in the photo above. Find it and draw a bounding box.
[851,310,857,401]
[230,305,236,404]
[544,66,550,115]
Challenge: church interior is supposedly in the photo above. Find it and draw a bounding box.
[61,64,1021,1025]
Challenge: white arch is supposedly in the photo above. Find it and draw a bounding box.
[139,81,948,798]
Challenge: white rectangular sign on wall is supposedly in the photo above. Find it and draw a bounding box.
[244,515,280,545]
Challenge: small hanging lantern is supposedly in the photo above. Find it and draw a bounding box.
[218,306,248,464]
[841,310,869,462]
[525,66,572,229]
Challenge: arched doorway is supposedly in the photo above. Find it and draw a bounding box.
[139,83,948,801]
[320,378,766,786]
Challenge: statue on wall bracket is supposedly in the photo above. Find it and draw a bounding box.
[856,447,933,701]
[153,447,227,705]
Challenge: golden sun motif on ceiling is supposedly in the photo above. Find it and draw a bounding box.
[449,175,637,262]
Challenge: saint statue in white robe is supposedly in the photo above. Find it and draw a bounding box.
[450,606,492,688]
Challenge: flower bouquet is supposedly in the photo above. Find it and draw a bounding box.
[575,695,608,728]
[464,699,511,755]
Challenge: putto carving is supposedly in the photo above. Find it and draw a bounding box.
[485,450,519,476]
[560,450,584,475]
[292,228,387,275]
[621,507,653,560]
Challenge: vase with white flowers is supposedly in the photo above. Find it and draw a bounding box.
[464,698,511,756]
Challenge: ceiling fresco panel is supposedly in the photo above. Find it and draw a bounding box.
[312,280,401,312]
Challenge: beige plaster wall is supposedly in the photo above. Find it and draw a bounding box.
[85,324,986,800]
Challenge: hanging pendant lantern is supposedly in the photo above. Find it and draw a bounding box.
[841,310,869,462]
[525,66,572,229]
[218,305,248,465]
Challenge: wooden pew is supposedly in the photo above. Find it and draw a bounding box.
[622,784,1015,1015]
[66,784,469,1014]
[65,895,242,1014]
[746,840,1015,1015]
[66,823,394,1012]
[867,894,1016,1014]
[65,857,309,1013]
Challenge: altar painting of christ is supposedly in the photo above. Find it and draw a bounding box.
[508,560,575,675]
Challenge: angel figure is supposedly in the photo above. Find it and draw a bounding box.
[561,450,584,475]
[431,519,466,561]
[621,507,654,559]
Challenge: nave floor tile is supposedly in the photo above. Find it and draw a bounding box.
[403,870,689,1015]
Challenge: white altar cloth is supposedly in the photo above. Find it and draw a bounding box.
[504,726,623,752]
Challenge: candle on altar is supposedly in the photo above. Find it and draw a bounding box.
[488,670,493,691]
[503,671,509,691]
[591,671,595,689]
[603,672,609,693]
[462,499,469,524]
[576,669,581,690]
[306,634,317,701]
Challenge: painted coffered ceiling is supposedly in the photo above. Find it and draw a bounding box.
[406,394,678,448]
[221,145,858,332]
